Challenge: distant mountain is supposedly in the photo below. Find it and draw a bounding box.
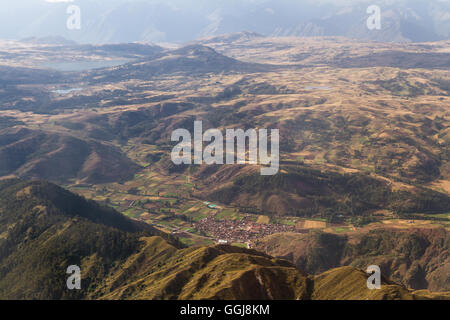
[274,1,450,43]
[1,0,449,43]
[77,43,164,59]
[0,179,446,300]
[195,31,265,45]
[86,44,270,83]
[20,36,78,46]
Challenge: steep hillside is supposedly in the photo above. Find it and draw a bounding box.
[204,166,450,217]
[96,240,443,300]
[95,241,311,300]
[255,228,450,292]
[0,179,446,300]
[311,266,414,300]
[0,127,141,184]
[0,179,167,299]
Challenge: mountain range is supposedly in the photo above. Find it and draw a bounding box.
[0,179,447,300]
[0,22,448,300]
[1,0,450,44]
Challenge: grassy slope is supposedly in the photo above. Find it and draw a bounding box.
[311,266,414,300]
[97,238,448,300]
[0,179,169,299]
[255,228,450,292]
[0,179,446,300]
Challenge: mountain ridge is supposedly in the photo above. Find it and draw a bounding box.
[0,179,447,300]
[0,179,448,300]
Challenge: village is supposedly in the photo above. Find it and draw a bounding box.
[194,212,307,247]
[122,195,328,247]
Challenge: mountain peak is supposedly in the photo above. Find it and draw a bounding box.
[172,44,222,57]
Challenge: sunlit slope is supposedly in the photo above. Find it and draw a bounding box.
[97,241,310,300]
[97,243,448,300]
[255,228,450,292]
[0,179,166,299]
[311,266,414,300]
[0,179,447,300]
[0,127,141,184]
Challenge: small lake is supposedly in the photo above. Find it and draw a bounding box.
[51,88,83,95]
[41,59,130,72]
[305,86,332,90]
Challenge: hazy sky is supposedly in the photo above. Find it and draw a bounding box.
[1,0,449,43]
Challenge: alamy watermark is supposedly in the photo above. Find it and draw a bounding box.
[55,0,81,30]
[171,121,279,175]
[366,265,381,290]
[367,5,381,30]
[66,265,81,290]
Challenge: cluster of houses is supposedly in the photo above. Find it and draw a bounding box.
[195,213,303,245]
